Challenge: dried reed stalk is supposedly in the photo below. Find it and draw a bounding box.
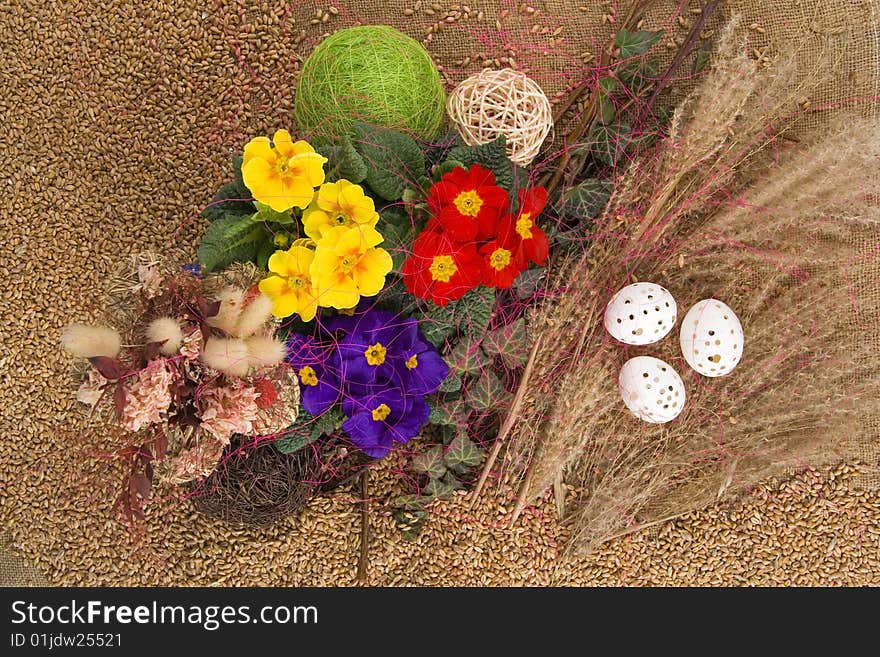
[482,20,880,551]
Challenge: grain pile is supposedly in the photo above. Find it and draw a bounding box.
[1,0,878,586]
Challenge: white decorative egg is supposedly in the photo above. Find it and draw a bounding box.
[603,282,677,346]
[679,299,744,377]
[618,356,686,424]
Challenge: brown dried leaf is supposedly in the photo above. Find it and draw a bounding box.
[88,356,125,380]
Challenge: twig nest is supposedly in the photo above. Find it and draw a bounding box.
[447,68,553,167]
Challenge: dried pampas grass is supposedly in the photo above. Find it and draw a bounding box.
[482,21,880,552]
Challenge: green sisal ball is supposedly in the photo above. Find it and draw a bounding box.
[295,26,446,140]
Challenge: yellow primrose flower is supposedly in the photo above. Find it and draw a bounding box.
[258,244,319,321]
[241,129,327,213]
[302,179,380,241]
[310,225,393,309]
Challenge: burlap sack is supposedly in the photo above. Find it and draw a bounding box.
[2,0,876,585]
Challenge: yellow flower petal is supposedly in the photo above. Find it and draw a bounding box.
[302,207,332,241]
[243,136,274,166]
[280,178,318,211]
[290,152,328,187]
[359,225,384,249]
[333,225,368,255]
[314,272,360,309]
[291,140,317,156]
[338,182,374,220]
[270,290,301,319]
[353,248,393,296]
[272,129,296,158]
[267,250,296,278]
[242,158,280,202]
[316,181,342,213]
[258,274,287,296]
[295,291,319,322]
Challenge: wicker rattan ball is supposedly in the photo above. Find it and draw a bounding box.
[447,68,553,167]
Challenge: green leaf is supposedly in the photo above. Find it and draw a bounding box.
[615,28,663,59]
[512,267,545,299]
[482,318,531,368]
[275,433,310,454]
[395,494,426,512]
[428,405,451,425]
[423,286,496,343]
[353,122,425,201]
[587,121,632,166]
[308,405,344,441]
[437,372,462,393]
[378,206,414,272]
[252,200,296,225]
[274,404,343,453]
[557,178,613,221]
[693,44,712,74]
[424,476,458,500]
[393,506,428,540]
[255,240,275,271]
[411,445,447,479]
[202,184,254,223]
[318,136,369,184]
[432,159,464,182]
[465,371,510,411]
[446,340,486,375]
[443,432,483,469]
[618,58,662,95]
[447,136,514,190]
[197,213,267,273]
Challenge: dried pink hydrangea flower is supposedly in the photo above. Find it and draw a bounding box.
[179,325,203,360]
[198,382,261,443]
[132,263,164,299]
[122,359,176,432]
[157,438,225,485]
[76,368,109,407]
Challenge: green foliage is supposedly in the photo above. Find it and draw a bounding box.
[202,155,255,222]
[444,432,483,470]
[437,372,462,393]
[512,267,546,299]
[424,475,462,499]
[446,339,486,375]
[446,135,514,190]
[353,122,425,201]
[432,159,464,182]
[393,506,428,540]
[557,178,613,221]
[482,318,531,368]
[693,43,712,74]
[318,136,369,184]
[588,121,633,166]
[274,405,344,454]
[615,28,663,59]
[465,371,510,411]
[251,201,296,226]
[197,213,268,273]
[597,76,618,123]
[411,445,447,479]
[378,206,414,272]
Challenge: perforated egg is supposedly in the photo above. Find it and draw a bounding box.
[618,356,686,424]
[679,299,744,377]
[603,282,677,346]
